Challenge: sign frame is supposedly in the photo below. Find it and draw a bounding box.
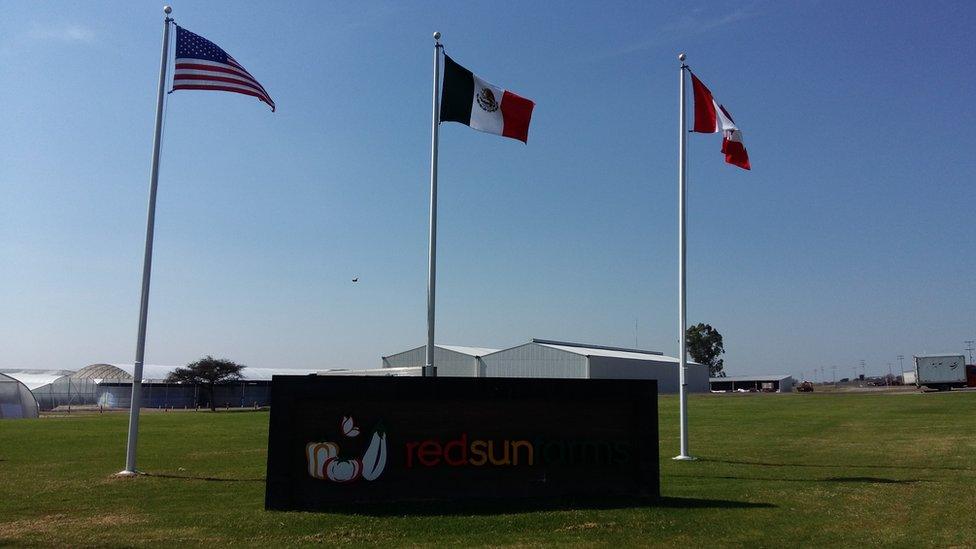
[265,376,659,511]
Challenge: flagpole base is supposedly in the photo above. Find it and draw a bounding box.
[672,455,697,461]
[114,470,141,477]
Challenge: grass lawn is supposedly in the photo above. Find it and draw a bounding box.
[1,392,974,547]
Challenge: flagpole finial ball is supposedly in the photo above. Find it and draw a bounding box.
[433,31,441,41]
[163,5,172,14]
[678,53,686,62]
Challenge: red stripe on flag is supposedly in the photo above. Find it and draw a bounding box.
[176,62,254,80]
[690,73,718,133]
[172,84,275,111]
[500,91,534,144]
[226,56,256,78]
[174,73,267,94]
[174,62,271,96]
[721,136,751,170]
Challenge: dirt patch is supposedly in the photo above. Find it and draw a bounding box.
[0,513,143,538]
[299,528,400,544]
[556,521,618,532]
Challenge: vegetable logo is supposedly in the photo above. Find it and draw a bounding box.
[306,416,387,483]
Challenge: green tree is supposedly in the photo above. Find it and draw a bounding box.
[686,323,725,377]
[166,356,245,411]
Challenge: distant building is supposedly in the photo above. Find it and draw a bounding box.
[709,375,794,393]
[381,345,499,377]
[4,363,319,410]
[375,339,710,393]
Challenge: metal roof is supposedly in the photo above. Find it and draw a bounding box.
[383,345,500,358]
[438,345,500,357]
[531,339,663,356]
[709,375,793,382]
[534,342,689,363]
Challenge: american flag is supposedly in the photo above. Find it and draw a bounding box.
[172,25,275,112]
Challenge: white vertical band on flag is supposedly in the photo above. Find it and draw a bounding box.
[468,75,506,136]
[713,99,737,132]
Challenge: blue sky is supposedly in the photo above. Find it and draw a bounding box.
[2,1,974,380]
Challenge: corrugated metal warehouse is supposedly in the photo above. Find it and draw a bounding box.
[709,375,794,393]
[482,339,708,392]
[377,339,709,393]
[381,345,499,377]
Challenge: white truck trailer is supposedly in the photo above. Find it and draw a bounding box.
[914,354,967,391]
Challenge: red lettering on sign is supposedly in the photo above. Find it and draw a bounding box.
[404,441,420,468]
[418,440,442,466]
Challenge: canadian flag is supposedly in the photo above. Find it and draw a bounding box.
[690,73,750,170]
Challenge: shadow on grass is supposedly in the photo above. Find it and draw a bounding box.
[700,458,975,472]
[673,473,930,484]
[140,472,264,483]
[300,496,775,517]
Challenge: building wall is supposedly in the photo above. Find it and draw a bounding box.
[322,367,421,377]
[382,346,479,377]
[778,377,794,393]
[96,382,272,409]
[709,378,793,393]
[588,357,708,393]
[482,343,588,378]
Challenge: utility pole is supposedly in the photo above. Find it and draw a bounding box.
[820,366,825,384]
[965,340,975,364]
[859,359,866,382]
[897,354,905,374]
[886,362,893,386]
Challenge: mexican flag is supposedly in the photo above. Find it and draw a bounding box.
[439,54,535,144]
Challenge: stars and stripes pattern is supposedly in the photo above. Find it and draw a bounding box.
[172,25,275,111]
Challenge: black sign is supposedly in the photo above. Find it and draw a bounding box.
[265,376,659,511]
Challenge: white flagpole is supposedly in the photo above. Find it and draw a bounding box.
[119,5,173,476]
[425,32,443,378]
[674,52,695,461]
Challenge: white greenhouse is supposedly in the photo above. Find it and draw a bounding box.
[0,372,40,419]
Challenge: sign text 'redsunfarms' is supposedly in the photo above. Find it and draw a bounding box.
[265,376,659,510]
[404,434,632,468]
